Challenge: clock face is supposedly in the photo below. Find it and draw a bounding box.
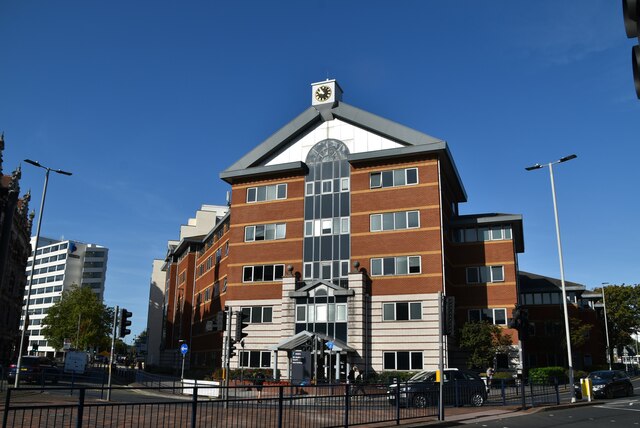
[314,85,332,102]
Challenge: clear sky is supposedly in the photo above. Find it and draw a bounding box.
[1,1,638,340]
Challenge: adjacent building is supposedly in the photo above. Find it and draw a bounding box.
[150,80,527,380]
[21,237,108,357]
[0,134,34,365]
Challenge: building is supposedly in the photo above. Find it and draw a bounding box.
[21,237,109,357]
[153,80,525,380]
[518,271,607,370]
[0,134,34,365]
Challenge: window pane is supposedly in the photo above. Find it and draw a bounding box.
[306,182,313,196]
[322,180,332,194]
[276,223,286,239]
[255,225,265,241]
[395,212,407,229]
[341,217,349,234]
[336,304,346,321]
[247,188,256,203]
[243,267,253,282]
[479,228,490,241]
[383,257,395,275]
[251,307,263,323]
[504,226,512,239]
[328,304,335,321]
[396,303,409,320]
[408,256,421,274]
[254,266,264,281]
[464,228,477,242]
[483,309,494,323]
[469,309,480,322]
[250,352,260,368]
[382,213,394,230]
[296,305,306,322]
[406,168,418,184]
[322,219,332,234]
[265,224,276,240]
[491,266,504,282]
[407,211,419,228]
[370,172,381,188]
[261,352,271,368]
[263,265,274,281]
[316,304,327,322]
[410,302,421,320]
[396,256,408,275]
[304,263,312,279]
[277,184,287,199]
[274,265,284,280]
[383,352,396,370]
[393,169,405,186]
[257,186,267,201]
[490,226,503,240]
[383,303,395,321]
[308,305,315,322]
[305,221,313,237]
[341,178,349,191]
[411,352,423,370]
[371,258,382,276]
[266,185,277,200]
[494,309,506,325]
[396,352,410,370]
[479,266,489,283]
[382,171,393,187]
[321,263,331,279]
[370,215,382,232]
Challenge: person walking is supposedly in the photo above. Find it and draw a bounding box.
[486,367,495,392]
[254,371,266,402]
[350,365,366,397]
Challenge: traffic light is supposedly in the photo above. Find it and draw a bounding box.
[443,296,455,336]
[119,308,132,338]
[235,310,249,342]
[228,338,237,359]
[623,0,640,98]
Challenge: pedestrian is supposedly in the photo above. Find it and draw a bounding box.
[486,367,495,391]
[351,366,366,397]
[254,371,266,402]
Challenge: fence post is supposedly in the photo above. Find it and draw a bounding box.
[76,388,85,428]
[501,380,506,406]
[520,378,526,409]
[2,388,12,428]
[277,386,284,428]
[554,377,560,405]
[395,379,401,425]
[191,386,198,428]
[529,381,535,408]
[344,383,350,428]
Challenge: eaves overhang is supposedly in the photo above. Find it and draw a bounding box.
[451,213,525,253]
[220,161,309,185]
[172,236,204,259]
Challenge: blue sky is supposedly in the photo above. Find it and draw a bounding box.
[1,1,638,340]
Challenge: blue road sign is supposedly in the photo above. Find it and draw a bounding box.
[326,341,334,350]
[180,343,188,355]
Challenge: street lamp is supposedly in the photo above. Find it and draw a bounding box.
[526,154,577,402]
[14,159,72,387]
[601,282,612,370]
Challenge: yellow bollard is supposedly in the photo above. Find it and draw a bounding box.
[580,377,592,401]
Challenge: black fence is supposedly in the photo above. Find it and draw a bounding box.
[1,378,561,428]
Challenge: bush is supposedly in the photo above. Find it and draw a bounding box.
[368,370,417,385]
[528,367,566,384]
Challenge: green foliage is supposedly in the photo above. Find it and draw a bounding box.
[458,321,513,370]
[528,366,566,384]
[41,285,112,351]
[599,285,640,351]
[569,317,592,349]
[368,370,417,384]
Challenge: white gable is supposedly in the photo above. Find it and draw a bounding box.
[264,118,404,166]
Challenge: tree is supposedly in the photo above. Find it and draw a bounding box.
[458,321,513,369]
[568,317,592,349]
[42,285,113,351]
[598,284,640,359]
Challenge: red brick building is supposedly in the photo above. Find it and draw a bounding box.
[154,80,526,379]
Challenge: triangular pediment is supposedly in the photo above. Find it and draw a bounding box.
[289,280,354,298]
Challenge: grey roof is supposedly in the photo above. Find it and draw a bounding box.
[220,161,308,183]
[518,271,586,292]
[219,101,466,200]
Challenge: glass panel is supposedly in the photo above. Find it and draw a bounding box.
[504,226,512,239]
[370,172,381,188]
[276,224,286,239]
[383,303,395,321]
[371,258,382,276]
[341,217,349,234]
[247,188,256,203]
[251,307,262,323]
[396,303,409,320]
[321,263,331,279]
[393,169,405,186]
[383,257,395,275]
[396,352,410,370]
[370,214,382,232]
[243,267,253,282]
[408,256,421,274]
[410,302,421,320]
[322,180,332,194]
[468,309,480,322]
[316,304,327,322]
[494,309,506,325]
[491,266,504,282]
[257,186,267,201]
[277,184,287,199]
[250,352,260,368]
[395,212,407,229]
[263,265,274,281]
[261,352,271,368]
[307,305,315,322]
[406,168,418,184]
[328,304,335,321]
[306,182,314,196]
[464,228,477,242]
[467,268,479,284]
[382,213,394,230]
[483,309,494,323]
[266,185,277,200]
[534,293,543,305]
[396,257,408,275]
[333,218,340,235]
[296,305,306,322]
[274,265,284,280]
[341,178,349,191]
[411,352,423,370]
[304,263,312,279]
[305,221,313,237]
[382,171,393,187]
[254,266,264,281]
[322,219,332,235]
[336,304,346,321]
[490,226,503,240]
[479,228,490,241]
[383,353,396,370]
[479,266,489,283]
[407,211,419,228]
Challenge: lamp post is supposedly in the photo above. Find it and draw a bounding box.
[14,159,72,387]
[526,154,577,402]
[601,282,612,370]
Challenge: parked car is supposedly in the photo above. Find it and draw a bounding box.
[387,368,487,408]
[574,370,634,399]
[7,356,61,384]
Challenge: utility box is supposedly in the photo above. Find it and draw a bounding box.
[64,351,88,374]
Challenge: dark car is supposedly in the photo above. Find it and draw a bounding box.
[7,356,61,384]
[387,368,487,408]
[574,370,634,399]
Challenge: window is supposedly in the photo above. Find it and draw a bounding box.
[383,351,423,371]
[468,308,507,325]
[242,264,285,282]
[453,225,513,243]
[305,182,314,196]
[239,351,271,368]
[370,211,420,232]
[241,306,273,323]
[305,218,350,237]
[382,302,422,321]
[466,266,504,284]
[370,168,418,189]
[340,178,350,191]
[204,288,211,302]
[321,180,332,194]
[246,183,287,203]
[296,303,347,323]
[371,256,421,276]
[245,223,286,242]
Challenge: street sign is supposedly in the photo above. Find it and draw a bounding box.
[180,343,188,355]
[326,341,334,350]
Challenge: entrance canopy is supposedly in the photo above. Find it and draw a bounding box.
[270,330,355,353]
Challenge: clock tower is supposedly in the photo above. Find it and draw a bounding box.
[311,79,343,120]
